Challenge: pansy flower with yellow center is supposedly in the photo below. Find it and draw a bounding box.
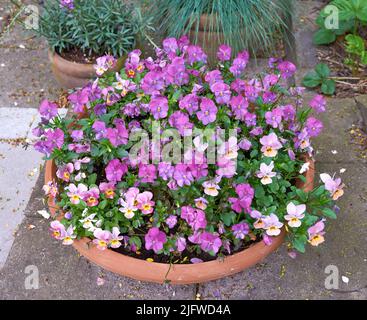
[284,202,306,228]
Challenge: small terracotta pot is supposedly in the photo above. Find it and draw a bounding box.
[44,158,315,284]
[48,50,125,89]
[189,14,223,66]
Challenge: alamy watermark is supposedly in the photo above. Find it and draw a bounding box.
[323,5,339,30]
[24,265,39,290]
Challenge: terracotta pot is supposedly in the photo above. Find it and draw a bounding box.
[48,50,125,89]
[188,14,223,66]
[44,158,315,284]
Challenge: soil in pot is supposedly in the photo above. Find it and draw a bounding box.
[58,47,101,64]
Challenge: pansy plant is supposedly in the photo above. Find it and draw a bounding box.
[35,37,344,260]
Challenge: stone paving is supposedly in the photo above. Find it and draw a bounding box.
[0,0,366,300]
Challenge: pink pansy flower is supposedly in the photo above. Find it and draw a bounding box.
[49,221,66,240]
[66,183,88,204]
[217,44,231,61]
[320,173,344,200]
[309,94,326,113]
[263,214,283,236]
[43,181,58,197]
[83,187,100,207]
[284,202,306,228]
[232,222,250,239]
[73,157,90,171]
[256,161,276,185]
[113,73,136,96]
[199,232,222,254]
[93,228,112,250]
[260,132,282,157]
[211,82,231,105]
[124,187,140,205]
[149,96,169,119]
[179,93,199,115]
[218,137,238,160]
[62,225,76,245]
[202,179,221,197]
[176,237,186,252]
[145,227,167,253]
[109,227,123,248]
[138,164,157,183]
[195,197,208,210]
[229,183,254,214]
[181,206,207,230]
[230,95,248,121]
[308,220,325,246]
[106,121,129,147]
[173,164,194,187]
[105,159,127,182]
[136,191,155,214]
[197,98,217,125]
[166,215,177,229]
[99,182,116,199]
[277,60,296,79]
[216,157,237,178]
[56,163,74,182]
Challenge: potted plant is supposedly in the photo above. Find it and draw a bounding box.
[34,0,151,88]
[150,0,292,64]
[34,37,344,284]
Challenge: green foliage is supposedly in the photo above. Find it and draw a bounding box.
[313,0,367,45]
[303,63,336,95]
[149,0,292,56]
[344,34,367,68]
[37,0,152,57]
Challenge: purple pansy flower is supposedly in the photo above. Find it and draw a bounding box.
[197,98,217,125]
[217,44,231,61]
[150,96,169,120]
[145,227,167,253]
[105,159,127,182]
[232,222,250,239]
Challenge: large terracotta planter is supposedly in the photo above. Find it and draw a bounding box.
[44,158,315,284]
[48,50,124,89]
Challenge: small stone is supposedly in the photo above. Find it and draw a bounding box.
[19,44,26,49]
[340,168,346,173]
[27,224,35,230]
[331,150,338,154]
[342,276,349,284]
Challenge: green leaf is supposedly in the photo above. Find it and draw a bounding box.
[302,71,322,88]
[129,236,142,250]
[315,63,331,78]
[98,200,108,210]
[313,28,336,45]
[220,212,236,227]
[293,236,307,253]
[321,79,336,95]
[322,208,337,219]
[87,173,97,185]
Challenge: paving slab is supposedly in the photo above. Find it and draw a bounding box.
[0,143,43,268]
[198,161,367,300]
[0,171,196,300]
[311,97,363,164]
